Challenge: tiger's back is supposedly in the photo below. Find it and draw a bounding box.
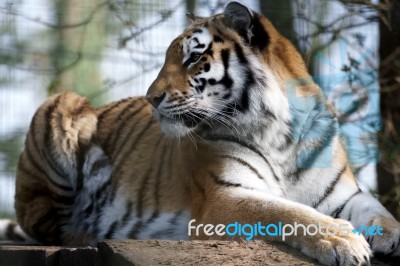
[15,94,193,244]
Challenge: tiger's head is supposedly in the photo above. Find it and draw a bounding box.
[146,2,311,139]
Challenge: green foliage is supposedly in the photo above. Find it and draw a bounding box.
[0,131,24,175]
[0,211,16,219]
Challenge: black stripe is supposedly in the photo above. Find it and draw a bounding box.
[260,103,277,120]
[76,143,90,191]
[50,191,75,205]
[75,143,89,192]
[128,219,143,239]
[331,190,361,218]
[149,211,183,239]
[136,137,163,218]
[150,142,168,223]
[194,43,206,49]
[293,126,337,180]
[169,211,182,227]
[42,148,68,180]
[209,171,242,188]
[204,63,210,72]
[204,42,213,57]
[112,116,154,168]
[89,156,110,177]
[43,96,72,183]
[164,101,192,110]
[88,177,114,234]
[218,49,233,89]
[221,155,264,180]
[136,169,151,218]
[70,100,90,117]
[95,178,112,200]
[196,78,207,93]
[213,35,224,43]
[105,99,146,152]
[31,207,62,245]
[296,102,338,170]
[23,146,73,192]
[104,221,118,239]
[91,183,113,237]
[120,200,134,228]
[205,136,280,183]
[97,97,132,123]
[234,43,248,64]
[238,89,249,112]
[250,14,270,51]
[83,202,94,218]
[146,211,159,225]
[18,163,75,205]
[313,165,347,208]
[27,103,70,191]
[276,131,293,151]
[192,176,206,198]
[103,99,139,147]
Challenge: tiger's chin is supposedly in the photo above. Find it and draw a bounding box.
[158,114,194,139]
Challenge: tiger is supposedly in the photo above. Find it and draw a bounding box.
[3,2,400,265]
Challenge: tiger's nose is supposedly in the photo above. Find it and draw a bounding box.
[147,92,167,108]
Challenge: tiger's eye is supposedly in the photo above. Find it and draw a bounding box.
[190,52,202,62]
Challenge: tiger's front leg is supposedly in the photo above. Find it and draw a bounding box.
[320,187,400,257]
[192,187,371,266]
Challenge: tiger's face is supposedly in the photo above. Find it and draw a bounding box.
[146,2,306,138]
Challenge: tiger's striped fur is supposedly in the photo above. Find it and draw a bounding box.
[9,2,400,265]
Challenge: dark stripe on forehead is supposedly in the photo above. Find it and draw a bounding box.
[251,14,270,51]
[193,29,203,33]
[234,43,248,64]
[221,49,230,67]
[234,68,254,113]
[218,49,233,89]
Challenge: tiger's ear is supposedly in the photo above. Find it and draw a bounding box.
[224,2,253,44]
[186,11,203,25]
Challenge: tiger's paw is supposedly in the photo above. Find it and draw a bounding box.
[366,216,400,257]
[301,219,371,266]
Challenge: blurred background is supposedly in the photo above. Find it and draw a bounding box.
[0,0,399,219]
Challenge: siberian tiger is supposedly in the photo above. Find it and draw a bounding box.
[4,2,400,265]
